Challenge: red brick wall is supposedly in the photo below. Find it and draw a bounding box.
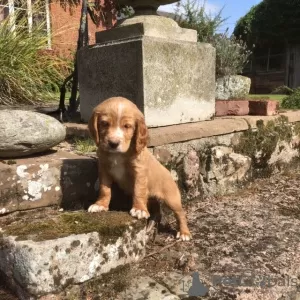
[49,2,115,58]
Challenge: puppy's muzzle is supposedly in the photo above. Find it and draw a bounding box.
[108,140,120,150]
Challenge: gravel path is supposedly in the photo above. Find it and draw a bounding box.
[114,169,300,300]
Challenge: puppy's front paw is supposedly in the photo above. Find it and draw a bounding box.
[176,231,192,241]
[130,208,150,220]
[88,204,108,213]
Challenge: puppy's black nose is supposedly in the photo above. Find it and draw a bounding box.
[108,141,120,149]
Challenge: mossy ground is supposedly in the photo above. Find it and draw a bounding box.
[73,137,97,154]
[0,208,142,242]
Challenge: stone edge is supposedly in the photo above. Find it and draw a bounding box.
[65,110,300,147]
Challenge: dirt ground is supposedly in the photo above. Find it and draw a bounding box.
[1,169,300,299]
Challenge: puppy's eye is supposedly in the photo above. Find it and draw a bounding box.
[100,120,109,127]
[124,124,132,129]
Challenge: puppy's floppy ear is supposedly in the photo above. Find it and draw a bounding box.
[88,111,100,146]
[135,115,148,154]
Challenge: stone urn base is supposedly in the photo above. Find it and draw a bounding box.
[78,14,216,127]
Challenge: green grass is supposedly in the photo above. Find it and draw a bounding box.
[248,94,286,103]
[74,137,97,154]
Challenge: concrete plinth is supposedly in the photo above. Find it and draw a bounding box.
[78,16,216,127]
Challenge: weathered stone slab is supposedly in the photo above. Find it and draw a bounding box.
[78,36,216,127]
[96,15,197,43]
[0,110,66,158]
[0,209,147,299]
[0,151,98,214]
[148,118,249,146]
[65,111,300,144]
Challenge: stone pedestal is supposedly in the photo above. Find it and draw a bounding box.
[78,16,216,127]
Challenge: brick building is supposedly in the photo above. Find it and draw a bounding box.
[0,0,115,57]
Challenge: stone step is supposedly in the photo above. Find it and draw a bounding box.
[0,151,98,215]
[0,208,147,299]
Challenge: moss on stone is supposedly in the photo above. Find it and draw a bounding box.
[2,211,143,242]
[234,116,293,177]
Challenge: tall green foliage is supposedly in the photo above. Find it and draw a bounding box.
[234,0,300,46]
[175,0,227,42]
[0,3,71,106]
[175,1,252,77]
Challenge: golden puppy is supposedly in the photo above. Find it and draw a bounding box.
[88,97,191,241]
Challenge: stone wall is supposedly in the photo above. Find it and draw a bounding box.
[2,112,300,215]
[151,115,300,201]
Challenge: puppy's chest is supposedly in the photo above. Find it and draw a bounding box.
[108,157,129,184]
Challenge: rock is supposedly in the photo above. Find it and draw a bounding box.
[153,148,172,164]
[118,276,180,300]
[201,146,251,194]
[0,209,147,299]
[268,141,299,168]
[0,110,66,158]
[182,149,201,199]
[161,271,192,298]
[0,151,98,214]
[216,75,251,100]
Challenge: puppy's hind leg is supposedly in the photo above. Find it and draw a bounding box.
[163,187,191,241]
[146,197,162,233]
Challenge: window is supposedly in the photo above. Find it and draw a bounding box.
[0,0,51,48]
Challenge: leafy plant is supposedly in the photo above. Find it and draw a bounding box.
[281,88,300,109]
[0,2,71,106]
[208,32,252,77]
[271,85,294,95]
[175,0,227,42]
[234,0,300,46]
[175,1,252,77]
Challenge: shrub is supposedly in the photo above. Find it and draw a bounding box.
[175,1,252,78]
[281,88,300,109]
[175,0,227,42]
[0,3,71,106]
[208,33,252,77]
[271,85,294,95]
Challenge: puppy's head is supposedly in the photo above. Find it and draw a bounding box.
[89,97,148,154]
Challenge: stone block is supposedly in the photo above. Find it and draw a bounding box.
[215,100,249,116]
[0,209,147,299]
[0,151,98,214]
[97,15,197,43]
[249,100,279,116]
[215,75,251,100]
[78,35,216,127]
[227,100,249,116]
[153,148,172,164]
[215,100,228,117]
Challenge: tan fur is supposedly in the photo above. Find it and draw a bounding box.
[88,97,191,240]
